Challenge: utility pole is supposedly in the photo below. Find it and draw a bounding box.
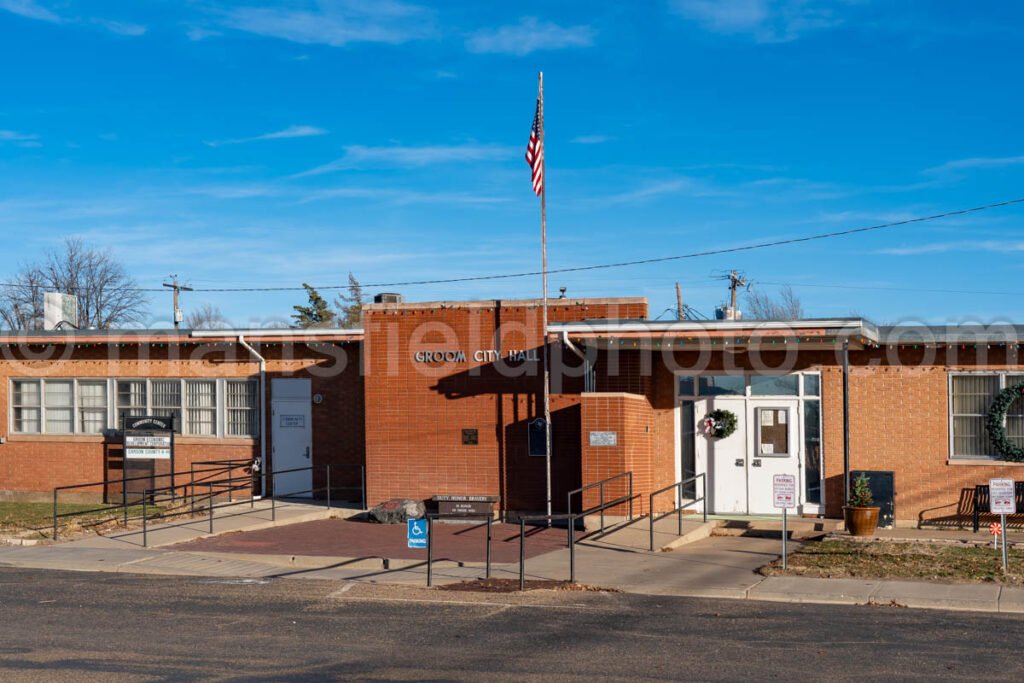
[675,281,684,321]
[728,270,748,315]
[163,276,193,330]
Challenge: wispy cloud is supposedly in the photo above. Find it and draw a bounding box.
[0,0,147,36]
[601,178,709,204]
[296,143,515,176]
[206,125,328,147]
[466,17,594,56]
[925,155,1024,175]
[93,18,146,37]
[298,186,509,206]
[219,0,433,47]
[187,26,222,41]
[571,135,612,145]
[670,0,844,43]
[0,129,41,147]
[0,0,59,23]
[879,240,1024,256]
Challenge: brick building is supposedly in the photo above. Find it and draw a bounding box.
[2,296,1023,527]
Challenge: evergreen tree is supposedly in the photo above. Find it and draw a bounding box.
[292,283,336,328]
[334,273,363,329]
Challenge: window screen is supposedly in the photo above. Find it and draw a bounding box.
[152,380,182,433]
[951,375,1000,457]
[186,380,216,435]
[226,380,257,437]
[117,380,147,428]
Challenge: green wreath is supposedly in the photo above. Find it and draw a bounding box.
[704,409,738,439]
[987,381,1024,462]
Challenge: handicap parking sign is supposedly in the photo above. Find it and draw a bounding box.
[407,518,428,549]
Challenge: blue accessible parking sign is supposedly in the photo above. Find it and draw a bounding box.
[407,518,428,549]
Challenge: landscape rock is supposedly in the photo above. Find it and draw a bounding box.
[368,498,426,524]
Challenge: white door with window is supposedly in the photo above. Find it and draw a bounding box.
[695,398,748,514]
[271,378,312,498]
[687,374,812,516]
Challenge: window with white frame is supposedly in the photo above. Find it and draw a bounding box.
[226,380,258,437]
[11,378,258,438]
[44,380,74,433]
[77,381,107,434]
[12,380,41,433]
[186,380,216,436]
[152,380,183,433]
[117,380,147,428]
[951,373,1024,458]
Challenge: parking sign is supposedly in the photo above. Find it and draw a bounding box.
[407,518,428,549]
[990,479,1016,515]
[773,474,797,510]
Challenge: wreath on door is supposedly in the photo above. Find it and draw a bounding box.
[987,381,1024,462]
[703,408,738,439]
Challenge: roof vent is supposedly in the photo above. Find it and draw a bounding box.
[374,292,404,304]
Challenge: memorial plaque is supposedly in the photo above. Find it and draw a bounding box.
[433,494,498,516]
[589,431,618,447]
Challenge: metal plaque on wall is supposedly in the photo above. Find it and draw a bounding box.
[589,431,618,447]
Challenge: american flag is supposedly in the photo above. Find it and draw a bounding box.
[525,96,543,196]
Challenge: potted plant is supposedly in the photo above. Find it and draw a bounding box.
[843,474,880,536]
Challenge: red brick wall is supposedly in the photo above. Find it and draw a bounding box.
[0,340,365,500]
[362,298,647,513]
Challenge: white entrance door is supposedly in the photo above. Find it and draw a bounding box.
[746,399,801,514]
[694,397,802,515]
[695,398,747,514]
[271,378,312,498]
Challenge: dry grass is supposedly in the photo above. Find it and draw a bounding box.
[762,539,1024,585]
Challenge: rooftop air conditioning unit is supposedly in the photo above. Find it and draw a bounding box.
[374,293,404,304]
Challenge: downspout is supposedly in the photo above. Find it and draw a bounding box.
[561,330,594,393]
[238,335,267,495]
[842,339,851,510]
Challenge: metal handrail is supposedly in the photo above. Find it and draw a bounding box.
[648,473,707,551]
[52,459,251,541]
[425,512,493,587]
[267,463,366,521]
[518,513,577,590]
[567,471,633,533]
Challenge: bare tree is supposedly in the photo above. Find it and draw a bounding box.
[744,285,804,320]
[0,238,148,329]
[185,303,229,330]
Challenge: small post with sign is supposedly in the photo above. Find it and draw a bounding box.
[773,474,797,570]
[989,478,1015,573]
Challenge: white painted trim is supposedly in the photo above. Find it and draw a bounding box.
[190,328,362,338]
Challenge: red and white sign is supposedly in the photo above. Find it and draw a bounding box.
[990,478,1016,515]
[773,474,797,510]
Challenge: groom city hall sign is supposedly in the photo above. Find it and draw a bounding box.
[413,348,541,364]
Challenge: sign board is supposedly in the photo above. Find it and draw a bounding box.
[122,415,175,461]
[433,495,498,516]
[280,415,305,428]
[773,474,797,509]
[407,518,428,549]
[990,478,1016,515]
[589,431,618,447]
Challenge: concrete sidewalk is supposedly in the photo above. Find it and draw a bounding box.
[4,510,1024,613]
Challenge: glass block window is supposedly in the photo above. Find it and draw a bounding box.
[186,380,216,436]
[44,380,74,433]
[226,380,257,437]
[77,381,108,434]
[12,380,41,433]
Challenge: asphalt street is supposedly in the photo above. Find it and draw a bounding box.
[0,567,1022,682]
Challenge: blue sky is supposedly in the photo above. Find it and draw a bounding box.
[1,0,1023,327]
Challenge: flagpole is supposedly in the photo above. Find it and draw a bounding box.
[539,71,553,524]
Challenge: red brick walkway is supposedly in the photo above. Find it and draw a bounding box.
[171,518,576,563]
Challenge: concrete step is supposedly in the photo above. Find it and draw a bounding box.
[712,517,841,540]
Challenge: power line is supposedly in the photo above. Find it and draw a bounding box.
[754,280,1010,296]
[182,195,1023,292]
[0,196,1021,295]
